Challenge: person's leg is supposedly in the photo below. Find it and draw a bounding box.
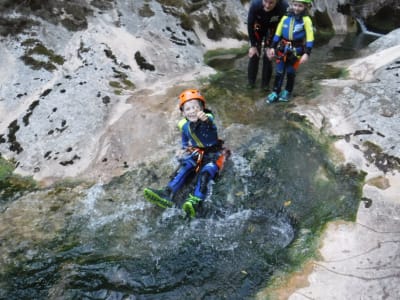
[167,159,196,194]
[267,60,284,103]
[247,47,261,88]
[182,162,219,218]
[279,64,296,102]
[144,157,196,208]
[261,51,272,91]
[285,72,296,93]
[193,163,219,200]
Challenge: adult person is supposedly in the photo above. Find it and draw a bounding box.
[247,0,289,91]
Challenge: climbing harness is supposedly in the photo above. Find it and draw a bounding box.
[185,147,205,173]
[253,22,262,42]
[276,39,298,64]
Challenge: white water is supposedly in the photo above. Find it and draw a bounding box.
[355,17,384,37]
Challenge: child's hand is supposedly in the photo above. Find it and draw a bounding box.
[197,111,208,122]
[299,53,309,64]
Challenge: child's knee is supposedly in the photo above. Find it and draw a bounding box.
[201,162,219,178]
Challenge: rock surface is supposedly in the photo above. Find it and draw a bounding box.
[259,29,400,300]
[0,0,396,185]
[0,1,399,299]
[0,0,245,184]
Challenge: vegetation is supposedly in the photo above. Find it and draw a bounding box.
[20,40,65,71]
[0,156,37,201]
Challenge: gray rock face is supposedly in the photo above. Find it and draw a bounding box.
[284,31,400,300]
[0,1,399,299]
[0,0,398,186]
[0,0,221,183]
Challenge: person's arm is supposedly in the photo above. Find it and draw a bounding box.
[247,3,258,47]
[300,16,314,64]
[266,1,289,47]
[303,16,314,56]
[267,16,285,58]
[247,2,261,57]
[178,119,190,149]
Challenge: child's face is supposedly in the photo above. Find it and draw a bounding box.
[292,2,306,15]
[182,100,202,122]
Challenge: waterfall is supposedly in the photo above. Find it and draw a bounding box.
[355,17,384,37]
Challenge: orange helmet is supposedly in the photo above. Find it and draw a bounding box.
[179,89,206,110]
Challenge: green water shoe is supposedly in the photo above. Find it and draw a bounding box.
[144,188,174,208]
[182,194,201,218]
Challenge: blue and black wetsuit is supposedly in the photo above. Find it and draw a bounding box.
[247,0,289,88]
[270,9,314,94]
[167,111,223,201]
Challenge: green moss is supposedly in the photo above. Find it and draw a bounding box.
[109,81,122,89]
[362,141,400,173]
[138,3,155,17]
[260,228,323,299]
[21,38,41,47]
[28,44,65,65]
[203,45,248,65]
[106,69,136,95]
[49,178,93,191]
[20,41,65,71]
[179,13,195,31]
[363,140,382,153]
[122,78,135,89]
[156,0,185,6]
[0,157,15,181]
[0,157,37,201]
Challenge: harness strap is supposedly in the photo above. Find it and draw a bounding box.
[188,125,204,148]
[281,38,304,48]
[254,22,262,42]
[186,147,204,173]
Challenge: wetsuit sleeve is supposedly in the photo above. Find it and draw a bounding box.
[178,119,189,148]
[206,113,214,123]
[181,132,189,149]
[270,16,285,48]
[303,16,314,55]
[266,1,289,47]
[247,3,258,47]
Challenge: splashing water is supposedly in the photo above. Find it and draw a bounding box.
[0,34,368,299]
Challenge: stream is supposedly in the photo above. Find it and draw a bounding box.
[0,33,377,299]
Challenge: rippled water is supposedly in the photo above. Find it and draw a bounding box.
[0,33,375,299]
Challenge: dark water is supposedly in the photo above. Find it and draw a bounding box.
[0,33,375,299]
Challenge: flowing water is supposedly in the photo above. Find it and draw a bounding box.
[0,33,377,299]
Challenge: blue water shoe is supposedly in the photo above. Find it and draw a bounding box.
[278,90,290,102]
[266,92,278,104]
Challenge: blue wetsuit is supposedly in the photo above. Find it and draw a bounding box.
[270,10,314,94]
[167,111,223,201]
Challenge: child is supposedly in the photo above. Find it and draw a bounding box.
[143,89,228,218]
[266,0,314,103]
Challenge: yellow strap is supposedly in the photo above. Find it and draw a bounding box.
[188,126,204,148]
[289,17,295,41]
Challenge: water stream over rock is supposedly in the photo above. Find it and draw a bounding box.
[0,34,376,299]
